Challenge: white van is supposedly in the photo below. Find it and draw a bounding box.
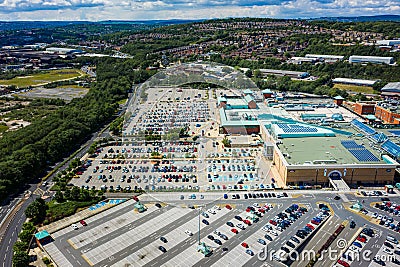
[387,235,398,244]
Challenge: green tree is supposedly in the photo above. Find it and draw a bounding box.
[12,251,29,267]
[54,190,64,203]
[25,198,47,224]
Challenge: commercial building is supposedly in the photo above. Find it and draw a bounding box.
[349,55,394,65]
[260,119,397,187]
[354,102,376,115]
[381,82,400,96]
[376,40,400,46]
[375,105,400,124]
[305,54,344,62]
[46,47,83,55]
[258,69,309,79]
[332,78,378,87]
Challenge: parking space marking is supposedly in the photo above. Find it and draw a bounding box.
[68,205,159,249]
[43,242,75,267]
[82,207,191,265]
[111,208,232,267]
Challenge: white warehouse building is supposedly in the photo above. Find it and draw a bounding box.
[349,55,394,65]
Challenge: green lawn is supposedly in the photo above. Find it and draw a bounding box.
[0,69,83,88]
[0,125,8,133]
[45,199,99,224]
[333,84,375,94]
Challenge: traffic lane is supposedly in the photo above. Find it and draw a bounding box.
[0,195,31,267]
[314,222,359,267]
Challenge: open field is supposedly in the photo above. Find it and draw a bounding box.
[0,69,84,88]
[15,86,89,101]
[333,83,375,94]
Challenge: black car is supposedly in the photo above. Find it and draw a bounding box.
[385,242,394,249]
[281,247,290,253]
[234,215,242,221]
[214,239,222,245]
[291,236,300,243]
[264,234,273,241]
[252,194,257,198]
[244,194,248,199]
[286,241,295,248]
[207,235,215,240]
[226,221,234,227]
[155,203,162,208]
[159,246,167,253]
[264,193,269,198]
[334,195,341,200]
[202,219,209,225]
[350,221,356,228]
[160,236,168,243]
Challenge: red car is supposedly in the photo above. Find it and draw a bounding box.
[226,205,232,210]
[231,228,238,234]
[311,220,320,225]
[79,220,87,226]
[306,224,315,230]
[243,220,251,225]
[132,196,139,202]
[258,208,266,213]
[337,260,350,267]
[357,236,366,243]
[241,242,248,248]
[269,220,277,226]
[246,208,251,212]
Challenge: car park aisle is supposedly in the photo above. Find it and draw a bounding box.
[68,205,160,249]
[81,207,192,265]
[111,207,232,266]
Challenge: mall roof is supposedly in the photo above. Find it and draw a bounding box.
[278,135,385,165]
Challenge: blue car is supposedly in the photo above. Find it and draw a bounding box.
[353,241,362,248]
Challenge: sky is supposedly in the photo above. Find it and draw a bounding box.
[0,0,399,21]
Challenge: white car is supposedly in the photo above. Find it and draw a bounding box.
[253,203,260,208]
[236,224,245,230]
[213,205,221,210]
[71,224,78,230]
[208,209,216,215]
[185,230,193,236]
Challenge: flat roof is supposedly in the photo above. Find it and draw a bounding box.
[259,69,308,76]
[332,78,378,86]
[382,82,400,92]
[278,135,385,165]
[305,54,344,60]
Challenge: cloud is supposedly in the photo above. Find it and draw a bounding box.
[0,0,398,20]
[0,0,106,12]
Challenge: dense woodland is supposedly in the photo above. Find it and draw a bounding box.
[0,58,155,200]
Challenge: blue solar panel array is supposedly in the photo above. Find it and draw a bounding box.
[341,140,364,149]
[348,149,380,162]
[341,140,380,162]
[382,140,400,158]
[351,119,376,135]
[277,123,318,133]
[371,133,388,143]
[389,130,400,136]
